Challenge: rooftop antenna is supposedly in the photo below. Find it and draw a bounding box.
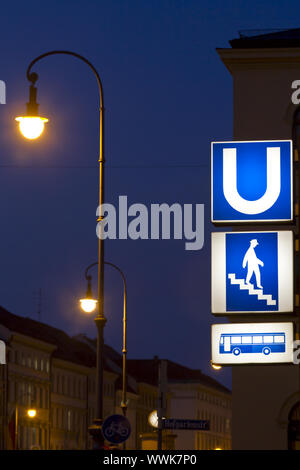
[34,288,42,322]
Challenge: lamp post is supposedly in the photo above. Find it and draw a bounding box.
[16,50,106,449]
[80,261,128,420]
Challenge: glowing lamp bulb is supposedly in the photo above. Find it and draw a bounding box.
[148,410,158,428]
[27,409,36,418]
[80,298,98,313]
[15,116,48,140]
[211,363,222,370]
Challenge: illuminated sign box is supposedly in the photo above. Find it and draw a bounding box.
[211,322,294,365]
[211,231,293,314]
[211,140,293,223]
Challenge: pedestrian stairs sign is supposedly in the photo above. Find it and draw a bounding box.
[228,274,276,306]
[211,231,293,314]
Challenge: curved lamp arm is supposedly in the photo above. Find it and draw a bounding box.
[26,50,104,107]
[25,50,105,319]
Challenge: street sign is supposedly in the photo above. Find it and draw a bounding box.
[162,419,210,431]
[211,322,294,365]
[211,140,293,223]
[211,231,293,314]
[101,414,131,444]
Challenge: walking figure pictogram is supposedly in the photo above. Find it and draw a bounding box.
[242,239,264,289]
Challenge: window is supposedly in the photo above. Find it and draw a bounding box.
[32,427,37,446]
[39,388,43,408]
[242,336,252,344]
[67,410,72,431]
[253,336,262,343]
[225,418,231,433]
[231,336,241,344]
[264,336,273,343]
[40,359,44,372]
[274,335,285,343]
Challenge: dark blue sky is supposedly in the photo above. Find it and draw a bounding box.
[0,0,299,389]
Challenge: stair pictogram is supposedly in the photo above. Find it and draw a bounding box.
[228,273,276,306]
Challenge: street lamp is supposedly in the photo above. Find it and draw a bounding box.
[211,361,222,370]
[80,275,98,313]
[16,50,106,449]
[27,409,37,418]
[81,261,128,420]
[148,410,158,428]
[15,391,37,450]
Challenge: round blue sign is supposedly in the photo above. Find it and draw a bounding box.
[101,414,131,444]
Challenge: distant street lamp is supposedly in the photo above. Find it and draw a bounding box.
[211,360,222,370]
[81,261,128,419]
[15,392,37,450]
[27,409,37,418]
[148,410,158,428]
[16,50,106,449]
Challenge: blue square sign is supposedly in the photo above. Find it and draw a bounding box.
[211,231,293,314]
[211,140,293,223]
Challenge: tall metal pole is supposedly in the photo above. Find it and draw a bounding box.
[157,359,167,451]
[26,51,106,449]
[84,261,128,436]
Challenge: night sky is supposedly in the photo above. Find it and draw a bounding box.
[0,1,299,389]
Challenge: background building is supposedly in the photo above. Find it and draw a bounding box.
[0,306,231,449]
[126,358,231,450]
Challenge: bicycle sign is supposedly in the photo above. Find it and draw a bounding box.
[101,414,131,444]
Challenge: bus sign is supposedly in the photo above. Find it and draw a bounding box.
[211,322,294,365]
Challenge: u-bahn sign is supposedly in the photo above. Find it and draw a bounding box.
[211,322,294,365]
[211,140,293,223]
[211,230,293,314]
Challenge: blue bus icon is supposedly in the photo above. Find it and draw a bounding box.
[219,332,285,356]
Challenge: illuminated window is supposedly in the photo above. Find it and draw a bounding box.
[67,410,72,431]
[242,336,252,344]
[231,336,241,344]
[274,335,285,343]
[264,336,273,343]
[253,336,263,343]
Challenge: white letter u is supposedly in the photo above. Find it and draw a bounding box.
[223,147,281,215]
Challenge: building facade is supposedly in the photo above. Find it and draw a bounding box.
[0,306,231,450]
[127,358,232,450]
